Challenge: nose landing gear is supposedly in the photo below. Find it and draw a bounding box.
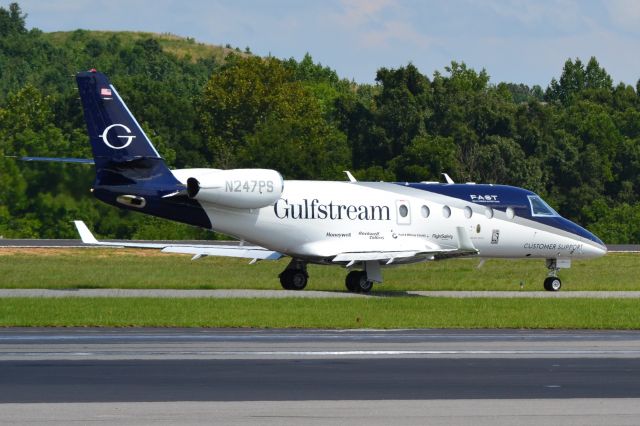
[544,259,569,291]
[543,276,562,291]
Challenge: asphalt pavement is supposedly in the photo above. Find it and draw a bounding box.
[1,328,640,425]
[2,328,640,425]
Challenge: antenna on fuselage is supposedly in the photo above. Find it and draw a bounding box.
[442,173,454,184]
[344,171,357,182]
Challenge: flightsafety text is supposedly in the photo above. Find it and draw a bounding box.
[274,198,391,221]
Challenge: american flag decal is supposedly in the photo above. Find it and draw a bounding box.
[100,87,112,97]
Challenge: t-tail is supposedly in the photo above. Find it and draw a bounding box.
[75,69,211,228]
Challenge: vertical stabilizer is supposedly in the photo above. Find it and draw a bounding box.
[75,69,180,190]
[76,69,163,166]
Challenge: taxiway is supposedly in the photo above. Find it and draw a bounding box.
[1,328,639,425]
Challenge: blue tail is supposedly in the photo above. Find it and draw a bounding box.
[76,69,211,228]
[77,70,168,170]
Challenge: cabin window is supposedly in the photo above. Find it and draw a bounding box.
[506,207,515,219]
[528,195,558,217]
[396,200,411,225]
[464,206,473,219]
[485,207,494,219]
[421,205,430,218]
[442,205,451,218]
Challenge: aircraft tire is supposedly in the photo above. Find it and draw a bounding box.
[357,275,373,293]
[345,271,361,292]
[346,271,373,293]
[280,270,308,290]
[543,276,562,291]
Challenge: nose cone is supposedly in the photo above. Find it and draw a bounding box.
[579,227,607,258]
[561,217,607,258]
[583,238,608,258]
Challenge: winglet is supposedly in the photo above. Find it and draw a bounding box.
[442,173,454,184]
[73,220,99,244]
[344,171,357,182]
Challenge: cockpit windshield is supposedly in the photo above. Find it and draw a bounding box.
[528,195,558,217]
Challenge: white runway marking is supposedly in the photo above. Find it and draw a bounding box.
[3,329,640,360]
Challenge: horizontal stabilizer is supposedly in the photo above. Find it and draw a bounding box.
[20,156,95,164]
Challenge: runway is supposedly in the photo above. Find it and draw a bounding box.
[2,328,639,425]
[4,328,640,361]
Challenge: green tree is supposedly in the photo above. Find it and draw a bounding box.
[0,2,26,36]
[546,57,612,104]
[390,134,459,182]
[200,55,350,177]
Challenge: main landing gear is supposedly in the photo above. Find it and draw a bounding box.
[345,270,373,293]
[279,259,308,290]
[279,259,380,294]
[345,261,381,294]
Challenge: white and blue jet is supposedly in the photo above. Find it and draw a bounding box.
[31,70,607,292]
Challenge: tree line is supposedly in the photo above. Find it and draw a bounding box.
[1,3,639,242]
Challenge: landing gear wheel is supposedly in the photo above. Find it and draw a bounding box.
[543,276,562,291]
[345,271,360,292]
[280,269,308,290]
[345,271,373,294]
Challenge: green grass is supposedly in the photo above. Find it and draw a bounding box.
[1,297,639,329]
[1,249,638,329]
[0,249,637,291]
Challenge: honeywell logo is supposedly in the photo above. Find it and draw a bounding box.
[274,198,390,221]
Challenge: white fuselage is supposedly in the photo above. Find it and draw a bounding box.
[170,174,606,264]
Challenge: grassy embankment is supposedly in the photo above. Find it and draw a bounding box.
[1,249,638,328]
[44,30,247,64]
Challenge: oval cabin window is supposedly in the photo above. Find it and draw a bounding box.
[485,207,494,219]
[442,205,451,218]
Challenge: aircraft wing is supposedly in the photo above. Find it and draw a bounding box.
[73,221,283,261]
[331,227,478,265]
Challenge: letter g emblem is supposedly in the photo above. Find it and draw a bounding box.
[100,123,136,149]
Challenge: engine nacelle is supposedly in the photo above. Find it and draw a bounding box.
[186,169,283,209]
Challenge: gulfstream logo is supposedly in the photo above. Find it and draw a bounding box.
[274,198,390,221]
